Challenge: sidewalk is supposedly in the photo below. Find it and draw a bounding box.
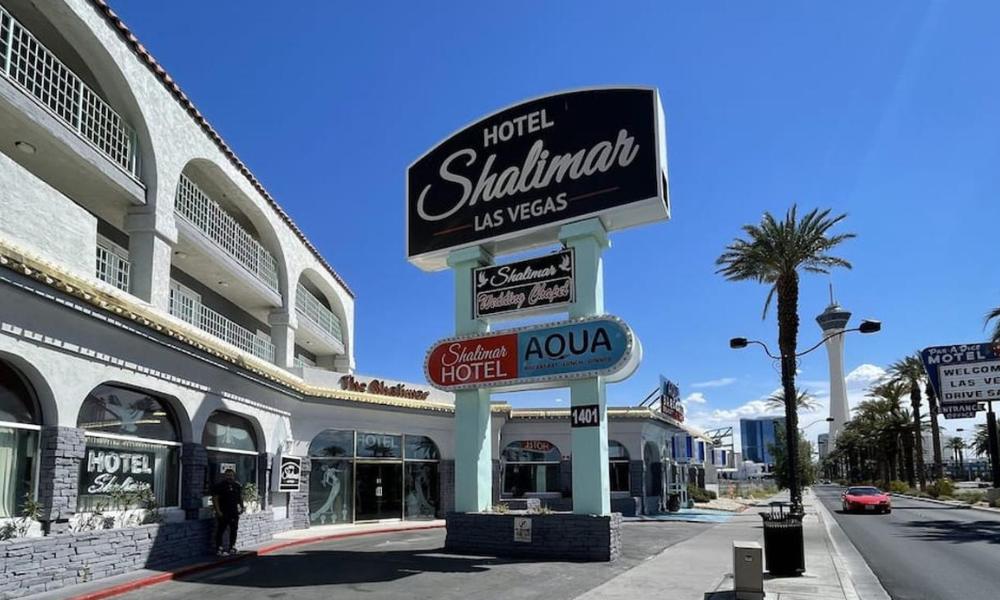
[574,489,889,600]
[25,520,445,600]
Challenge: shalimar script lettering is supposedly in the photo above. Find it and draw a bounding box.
[416,127,641,223]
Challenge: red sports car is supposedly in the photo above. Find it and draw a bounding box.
[841,486,892,514]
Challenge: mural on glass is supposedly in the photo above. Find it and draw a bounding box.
[309,429,354,525]
[404,462,438,519]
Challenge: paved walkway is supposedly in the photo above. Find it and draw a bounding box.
[576,489,889,600]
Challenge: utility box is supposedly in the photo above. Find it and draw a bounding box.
[733,540,764,600]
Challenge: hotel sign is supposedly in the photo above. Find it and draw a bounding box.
[474,249,574,320]
[407,87,669,271]
[80,446,155,497]
[921,343,1000,406]
[424,315,639,392]
[659,376,684,422]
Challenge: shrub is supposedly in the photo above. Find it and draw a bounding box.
[927,479,954,499]
[688,485,717,503]
[990,497,1000,509]
[953,491,985,505]
[889,480,909,494]
[491,503,510,514]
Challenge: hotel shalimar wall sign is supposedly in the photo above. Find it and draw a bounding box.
[407,87,669,271]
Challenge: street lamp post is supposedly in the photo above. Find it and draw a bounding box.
[730,319,880,515]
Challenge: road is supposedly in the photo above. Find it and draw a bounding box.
[117,520,710,600]
[815,485,1000,600]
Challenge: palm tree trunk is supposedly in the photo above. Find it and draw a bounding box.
[911,383,927,490]
[776,273,802,513]
[902,433,915,487]
[926,382,943,479]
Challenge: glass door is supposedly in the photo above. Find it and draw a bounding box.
[355,462,403,521]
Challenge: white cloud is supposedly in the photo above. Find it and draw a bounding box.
[846,363,886,387]
[691,377,737,389]
[684,392,708,404]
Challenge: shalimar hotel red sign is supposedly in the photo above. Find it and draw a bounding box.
[407,87,669,271]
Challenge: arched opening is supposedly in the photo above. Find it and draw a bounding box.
[76,383,181,511]
[0,358,42,518]
[202,411,261,502]
[308,430,441,524]
[608,440,630,494]
[293,269,348,368]
[501,440,561,499]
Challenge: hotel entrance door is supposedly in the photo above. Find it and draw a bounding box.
[355,463,403,521]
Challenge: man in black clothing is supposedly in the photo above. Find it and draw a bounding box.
[211,468,245,556]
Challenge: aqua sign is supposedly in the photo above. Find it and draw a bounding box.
[424,315,640,391]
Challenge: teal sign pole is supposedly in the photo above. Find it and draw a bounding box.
[448,246,495,512]
[560,218,611,515]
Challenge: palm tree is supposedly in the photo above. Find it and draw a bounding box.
[924,380,944,480]
[986,306,1000,343]
[888,354,928,491]
[972,424,990,458]
[717,206,854,512]
[946,437,966,474]
[766,388,820,412]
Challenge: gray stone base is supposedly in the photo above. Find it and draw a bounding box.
[445,512,621,562]
[0,510,291,599]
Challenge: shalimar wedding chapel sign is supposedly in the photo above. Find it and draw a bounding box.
[474,249,574,320]
[407,87,669,271]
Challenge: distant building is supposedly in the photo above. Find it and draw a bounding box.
[818,433,830,459]
[740,416,786,465]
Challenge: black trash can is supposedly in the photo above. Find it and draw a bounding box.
[759,502,804,576]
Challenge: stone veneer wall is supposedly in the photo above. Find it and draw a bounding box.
[438,460,455,516]
[445,512,621,562]
[288,460,312,529]
[0,511,292,599]
[37,427,86,532]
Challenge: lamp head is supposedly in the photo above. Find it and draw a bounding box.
[729,337,749,349]
[858,320,881,334]
[826,417,834,422]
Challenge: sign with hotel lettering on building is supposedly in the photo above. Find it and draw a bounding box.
[424,315,639,392]
[922,343,1000,406]
[407,87,669,271]
[474,249,574,320]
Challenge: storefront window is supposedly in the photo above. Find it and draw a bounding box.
[356,432,402,458]
[501,440,561,497]
[609,440,630,493]
[404,435,439,520]
[203,411,259,495]
[0,360,40,519]
[309,430,354,525]
[76,384,181,511]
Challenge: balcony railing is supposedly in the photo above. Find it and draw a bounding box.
[95,237,129,292]
[169,282,275,363]
[0,5,139,177]
[295,282,343,345]
[174,174,280,294]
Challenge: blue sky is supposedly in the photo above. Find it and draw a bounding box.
[113,1,1000,447]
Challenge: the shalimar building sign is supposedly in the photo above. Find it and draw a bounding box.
[407,87,669,271]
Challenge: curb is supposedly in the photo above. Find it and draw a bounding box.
[889,493,1000,514]
[810,491,891,600]
[69,523,445,600]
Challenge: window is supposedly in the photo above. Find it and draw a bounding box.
[76,384,180,511]
[95,235,129,292]
[404,435,440,520]
[0,360,40,519]
[501,441,561,497]
[609,440,630,493]
[309,430,354,525]
[203,412,259,496]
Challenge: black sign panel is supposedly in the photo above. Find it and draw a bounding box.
[659,376,684,422]
[278,456,302,492]
[941,402,985,420]
[571,404,601,428]
[407,87,668,270]
[474,249,574,320]
[80,446,156,497]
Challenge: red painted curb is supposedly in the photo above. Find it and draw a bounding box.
[70,523,445,600]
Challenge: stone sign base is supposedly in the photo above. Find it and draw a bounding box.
[445,512,622,562]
